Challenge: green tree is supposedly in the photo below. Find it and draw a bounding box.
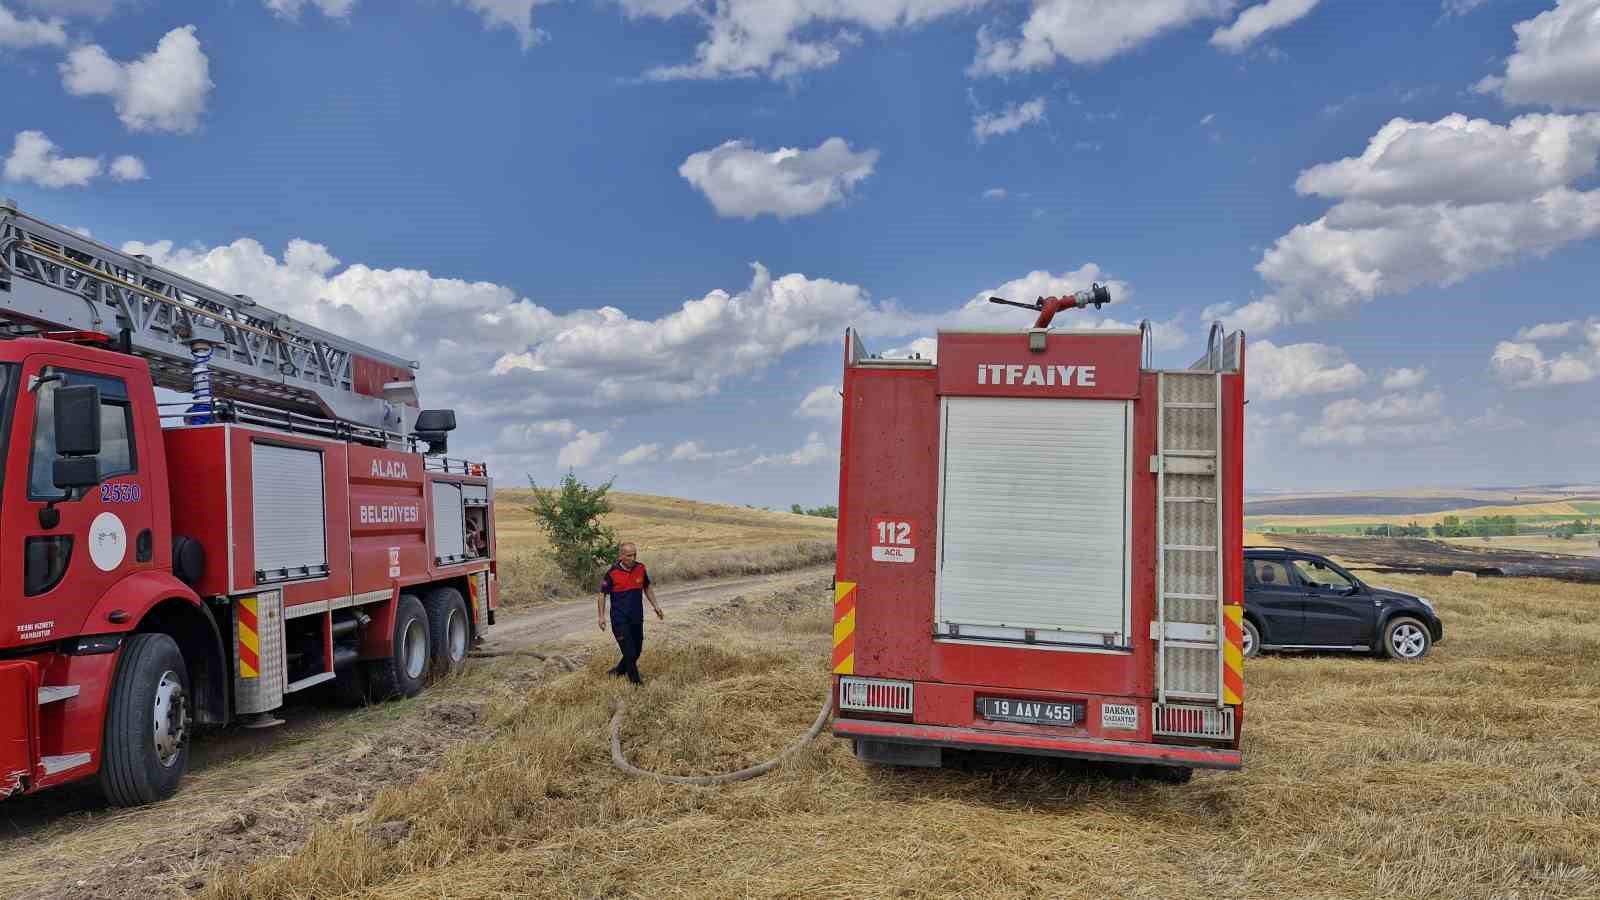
[527,471,621,589]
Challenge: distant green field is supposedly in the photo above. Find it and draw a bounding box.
[1573,502,1600,515]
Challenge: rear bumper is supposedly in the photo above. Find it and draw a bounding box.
[834,717,1242,771]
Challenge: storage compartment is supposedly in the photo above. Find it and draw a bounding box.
[252,443,329,584]
[935,397,1131,648]
[431,480,465,564]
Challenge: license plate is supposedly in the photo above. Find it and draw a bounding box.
[978,697,1083,727]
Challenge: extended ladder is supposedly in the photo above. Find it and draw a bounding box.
[0,201,420,436]
[1151,327,1241,731]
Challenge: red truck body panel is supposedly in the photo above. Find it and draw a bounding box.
[833,327,1244,770]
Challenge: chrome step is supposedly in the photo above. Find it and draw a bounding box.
[38,685,80,704]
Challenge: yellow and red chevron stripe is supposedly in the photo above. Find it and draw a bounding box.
[1222,604,1244,705]
[238,596,260,679]
[832,580,856,675]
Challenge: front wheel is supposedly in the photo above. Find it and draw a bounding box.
[1382,616,1432,661]
[1241,618,1261,659]
[98,633,191,807]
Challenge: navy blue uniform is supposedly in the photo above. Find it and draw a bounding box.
[601,561,650,682]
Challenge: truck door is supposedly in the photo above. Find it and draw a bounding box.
[1,361,157,645]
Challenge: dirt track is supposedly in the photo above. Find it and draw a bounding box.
[0,565,832,900]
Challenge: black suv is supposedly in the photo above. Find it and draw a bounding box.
[1242,548,1443,661]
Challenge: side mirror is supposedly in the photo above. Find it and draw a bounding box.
[54,384,101,457]
[53,457,101,490]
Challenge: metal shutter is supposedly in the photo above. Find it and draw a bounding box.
[432,481,465,563]
[936,397,1130,647]
[462,484,488,505]
[252,443,328,581]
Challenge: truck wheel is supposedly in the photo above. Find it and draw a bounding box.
[98,633,191,807]
[367,594,430,700]
[1382,616,1432,661]
[424,587,471,680]
[1241,618,1261,659]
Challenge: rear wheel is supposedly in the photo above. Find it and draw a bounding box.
[1382,616,1432,661]
[367,594,430,700]
[98,633,191,806]
[425,587,471,679]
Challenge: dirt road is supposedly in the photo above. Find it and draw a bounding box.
[0,565,832,900]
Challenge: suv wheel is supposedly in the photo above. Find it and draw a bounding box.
[1241,618,1261,659]
[1382,616,1431,661]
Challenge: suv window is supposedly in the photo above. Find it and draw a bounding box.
[1248,559,1293,587]
[29,370,136,500]
[1290,558,1356,593]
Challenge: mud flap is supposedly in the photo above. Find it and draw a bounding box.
[855,739,942,768]
[0,660,41,799]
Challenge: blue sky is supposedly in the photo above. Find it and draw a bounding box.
[2,0,1597,509]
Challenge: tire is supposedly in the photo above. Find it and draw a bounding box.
[1382,616,1432,661]
[1241,618,1262,659]
[424,586,471,680]
[325,664,370,707]
[98,633,191,807]
[367,594,430,700]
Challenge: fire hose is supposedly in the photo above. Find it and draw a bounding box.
[609,690,835,786]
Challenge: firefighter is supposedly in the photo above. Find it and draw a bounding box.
[597,542,662,684]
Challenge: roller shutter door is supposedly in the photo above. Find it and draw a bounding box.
[252,443,328,582]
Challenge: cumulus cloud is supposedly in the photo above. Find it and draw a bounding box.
[1380,367,1427,390]
[453,0,553,49]
[3,131,100,187]
[1490,317,1600,387]
[1208,112,1600,333]
[1248,339,1366,400]
[0,3,66,48]
[60,26,214,134]
[970,0,1234,76]
[625,0,988,81]
[1300,390,1455,447]
[264,0,357,19]
[557,429,610,467]
[1210,0,1318,53]
[669,440,748,462]
[973,97,1046,143]
[745,432,834,468]
[679,137,878,220]
[109,154,146,181]
[616,442,662,465]
[796,384,841,419]
[1476,0,1600,111]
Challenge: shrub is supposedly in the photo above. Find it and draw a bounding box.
[526,471,620,590]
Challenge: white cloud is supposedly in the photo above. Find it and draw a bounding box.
[616,442,663,465]
[60,26,214,134]
[3,131,100,188]
[1467,404,1528,432]
[679,137,878,220]
[265,0,357,19]
[669,440,747,462]
[1490,317,1600,387]
[1200,112,1215,125]
[108,154,146,181]
[1475,0,1600,111]
[881,336,939,360]
[982,187,1008,199]
[628,0,989,81]
[1301,390,1455,447]
[0,3,66,48]
[1440,0,1490,15]
[1210,0,1319,53]
[557,429,610,467]
[746,431,833,468]
[454,0,552,49]
[1211,112,1600,333]
[1248,339,1366,400]
[796,384,841,419]
[970,0,1234,76]
[973,97,1046,143]
[1380,367,1427,390]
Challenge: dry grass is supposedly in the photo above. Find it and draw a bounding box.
[202,573,1600,900]
[492,489,836,607]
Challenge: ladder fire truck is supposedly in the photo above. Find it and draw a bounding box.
[0,201,498,806]
[831,287,1245,780]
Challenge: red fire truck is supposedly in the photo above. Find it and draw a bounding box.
[0,202,498,805]
[831,287,1245,780]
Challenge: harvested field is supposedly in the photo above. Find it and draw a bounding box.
[493,489,836,607]
[1247,500,1593,531]
[1254,534,1600,584]
[200,574,1600,900]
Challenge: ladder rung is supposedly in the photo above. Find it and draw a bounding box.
[1163,544,1218,552]
[1161,449,1216,458]
[1164,592,1218,602]
[1163,496,1217,503]
[1163,402,1217,409]
[1163,639,1219,651]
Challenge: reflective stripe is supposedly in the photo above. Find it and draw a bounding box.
[832,581,857,675]
[238,596,260,679]
[1222,604,1244,704]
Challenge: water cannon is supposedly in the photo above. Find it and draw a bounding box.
[988,283,1112,328]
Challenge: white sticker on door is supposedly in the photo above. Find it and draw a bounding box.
[89,511,128,571]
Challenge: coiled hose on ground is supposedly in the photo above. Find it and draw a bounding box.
[609,690,835,786]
